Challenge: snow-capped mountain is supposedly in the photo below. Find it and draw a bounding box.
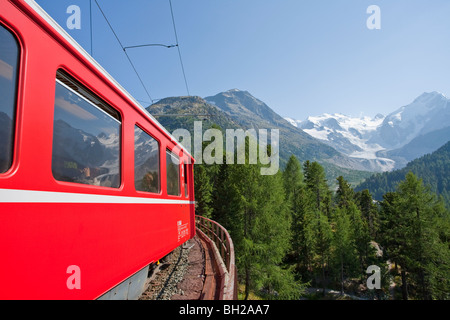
[288,113,394,171]
[286,92,450,171]
[369,92,450,149]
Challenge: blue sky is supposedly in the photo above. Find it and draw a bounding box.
[36,0,450,120]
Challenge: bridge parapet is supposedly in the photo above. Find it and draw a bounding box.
[195,215,238,300]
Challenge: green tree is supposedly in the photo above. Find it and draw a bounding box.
[313,209,333,294]
[211,156,234,226]
[194,125,224,219]
[302,207,317,277]
[395,172,449,299]
[256,171,304,299]
[379,191,410,299]
[347,202,372,279]
[194,164,213,218]
[332,207,357,294]
[356,189,379,239]
[336,177,372,279]
[220,140,303,300]
[336,176,354,209]
[426,200,450,299]
[380,172,450,299]
[282,155,309,273]
[304,161,331,215]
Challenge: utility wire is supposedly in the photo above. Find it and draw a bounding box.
[93,0,191,105]
[89,0,93,56]
[94,0,154,104]
[153,114,213,117]
[169,0,190,96]
[124,44,178,50]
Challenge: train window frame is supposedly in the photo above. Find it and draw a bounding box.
[51,69,122,188]
[166,148,181,197]
[56,70,121,122]
[184,163,188,198]
[0,22,20,174]
[134,124,161,195]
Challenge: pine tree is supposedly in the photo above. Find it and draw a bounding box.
[395,172,449,299]
[332,207,357,295]
[314,209,333,295]
[379,172,450,299]
[336,176,354,209]
[356,189,379,239]
[282,155,308,273]
[347,202,372,278]
[379,191,410,299]
[220,140,303,299]
[194,164,213,218]
[256,170,304,299]
[211,156,234,226]
[302,207,317,276]
[302,161,332,288]
[336,177,372,280]
[426,200,450,299]
[304,161,331,215]
[283,155,304,199]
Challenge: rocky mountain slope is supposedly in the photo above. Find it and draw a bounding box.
[204,89,377,173]
[147,91,373,185]
[286,92,450,171]
[356,141,450,207]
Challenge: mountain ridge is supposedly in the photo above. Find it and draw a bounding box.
[147,91,373,186]
[285,91,450,171]
[356,140,450,207]
[204,89,377,173]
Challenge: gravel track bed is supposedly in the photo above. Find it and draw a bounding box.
[139,237,204,300]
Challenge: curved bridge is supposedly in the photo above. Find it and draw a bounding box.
[195,215,238,300]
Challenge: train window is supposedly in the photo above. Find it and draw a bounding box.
[166,149,180,196]
[134,125,160,193]
[184,163,188,198]
[52,70,121,188]
[0,24,20,173]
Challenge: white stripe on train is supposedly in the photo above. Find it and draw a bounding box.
[0,188,194,204]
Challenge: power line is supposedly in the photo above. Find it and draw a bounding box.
[153,114,213,117]
[93,0,154,104]
[169,0,190,97]
[124,44,178,50]
[89,0,93,56]
[93,0,191,104]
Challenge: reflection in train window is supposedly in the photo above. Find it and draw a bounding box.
[166,149,180,196]
[134,126,160,193]
[0,23,20,173]
[52,72,121,188]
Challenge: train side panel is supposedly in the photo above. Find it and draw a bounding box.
[0,0,195,299]
[0,202,192,299]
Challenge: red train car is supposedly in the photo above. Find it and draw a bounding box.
[0,0,195,299]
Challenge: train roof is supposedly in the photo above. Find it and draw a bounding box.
[20,0,194,160]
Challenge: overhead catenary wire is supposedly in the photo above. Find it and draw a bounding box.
[89,0,93,56]
[153,114,213,117]
[124,44,178,50]
[94,0,154,104]
[93,0,193,109]
[169,0,190,97]
[115,0,191,98]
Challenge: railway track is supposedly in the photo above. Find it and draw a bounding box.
[139,217,237,300]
